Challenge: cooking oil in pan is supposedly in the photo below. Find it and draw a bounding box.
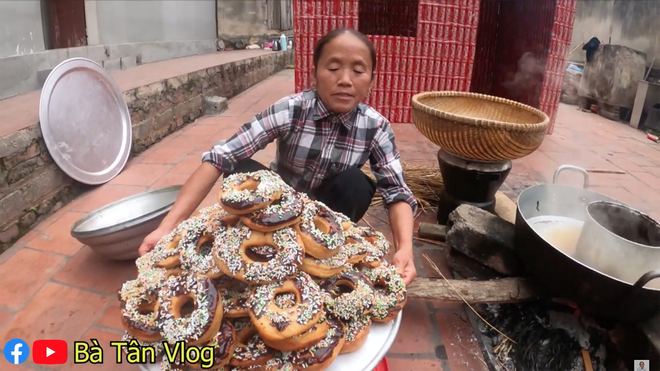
[528,216,585,257]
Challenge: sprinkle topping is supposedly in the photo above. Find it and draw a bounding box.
[158,274,219,343]
[218,226,304,283]
[221,170,291,207]
[249,271,323,327]
[299,200,344,251]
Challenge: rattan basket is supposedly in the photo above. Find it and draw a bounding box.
[411,91,550,161]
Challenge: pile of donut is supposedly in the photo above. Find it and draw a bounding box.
[119,170,408,371]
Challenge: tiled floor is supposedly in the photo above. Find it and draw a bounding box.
[1,68,659,371]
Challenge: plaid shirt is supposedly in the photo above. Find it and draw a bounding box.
[201,89,418,213]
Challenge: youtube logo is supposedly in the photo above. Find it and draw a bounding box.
[32,340,67,364]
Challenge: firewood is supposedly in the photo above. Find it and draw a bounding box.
[418,222,446,241]
[407,277,539,304]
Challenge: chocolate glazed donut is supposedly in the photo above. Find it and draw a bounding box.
[320,270,375,321]
[240,190,304,232]
[118,279,163,343]
[296,200,345,260]
[248,271,324,342]
[158,274,224,346]
[289,316,347,371]
[362,264,407,323]
[186,320,236,370]
[218,170,291,215]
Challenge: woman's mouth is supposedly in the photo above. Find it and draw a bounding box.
[333,93,354,101]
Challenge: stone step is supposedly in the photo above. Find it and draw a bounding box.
[0,49,293,248]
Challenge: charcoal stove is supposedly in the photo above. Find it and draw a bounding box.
[436,148,512,224]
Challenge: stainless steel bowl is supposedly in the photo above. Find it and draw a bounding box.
[70,185,182,261]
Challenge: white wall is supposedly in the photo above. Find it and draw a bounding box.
[0,0,46,58]
[93,0,217,45]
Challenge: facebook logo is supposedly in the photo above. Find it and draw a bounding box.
[3,339,29,365]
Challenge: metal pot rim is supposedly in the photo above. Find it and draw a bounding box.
[70,185,183,239]
[516,179,660,292]
[586,200,660,250]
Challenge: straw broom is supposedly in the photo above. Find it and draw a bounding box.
[362,162,444,210]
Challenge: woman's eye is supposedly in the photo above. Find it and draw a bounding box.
[354,70,364,74]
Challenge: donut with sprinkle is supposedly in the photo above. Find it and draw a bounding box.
[158,274,224,346]
[240,190,304,232]
[340,315,372,354]
[288,316,347,371]
[320,270,375,321]
[118,278,162,342]
[179,215,229,279]
[362,263,407,323]
[214,225,304,285]
[296,200,345,260]
[248,271,324,342]
[186,320,237,370]
[219,170,292,215]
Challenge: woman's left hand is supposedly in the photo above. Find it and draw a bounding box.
[392,249,417,286]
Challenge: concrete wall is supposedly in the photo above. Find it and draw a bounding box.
[0,0,219,100]
[569,0,660,64]
[0,1,46,58]
[93,0,217,45]
[216,0,274,39]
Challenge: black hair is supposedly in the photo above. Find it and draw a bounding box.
[313,28,377,78]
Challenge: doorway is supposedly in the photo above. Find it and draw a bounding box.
[45,0,88,49]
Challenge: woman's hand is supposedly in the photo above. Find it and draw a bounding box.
[392,249,417,286]
[138,227,171,256]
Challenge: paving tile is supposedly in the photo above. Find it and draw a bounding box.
[25,211,87,255]
[589,185,641,208]
[384,357,445,371]
[435,311,489,371]
[94,298,123,332]
[642,165,660,178]
[69,185,147,213]
[110,163,173,187]
[148,172,190,190]
[53,246,137,295]
[617,178,660,202]
[389,298,436,354]
[0,308,14,328]
[605,156,646,173]
[170,154,202,174]
[138,146,189,165]
[61,328,139,371]
[0,248,66,310]
[0,282,109,369]
[631,171,660,190]
[179,121,225,137]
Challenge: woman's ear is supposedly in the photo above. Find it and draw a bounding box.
[310,66,317,88]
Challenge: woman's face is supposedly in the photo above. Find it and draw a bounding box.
[313,33,373,114]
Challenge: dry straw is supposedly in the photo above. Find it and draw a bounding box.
[363,162,444,210]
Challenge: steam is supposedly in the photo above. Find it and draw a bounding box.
[502,52,547,94]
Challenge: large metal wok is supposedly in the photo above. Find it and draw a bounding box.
[515,165,660,323]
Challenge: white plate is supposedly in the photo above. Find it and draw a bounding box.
[138,312,402,371]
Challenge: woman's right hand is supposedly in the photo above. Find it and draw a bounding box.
[138,227,170,256]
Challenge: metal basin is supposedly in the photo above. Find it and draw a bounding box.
[70,185,182,261]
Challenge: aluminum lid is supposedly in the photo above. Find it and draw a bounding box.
[39,57,132,185]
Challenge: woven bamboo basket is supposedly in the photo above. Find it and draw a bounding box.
[411,91,550,161]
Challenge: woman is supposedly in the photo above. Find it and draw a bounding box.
[138,29,418,286]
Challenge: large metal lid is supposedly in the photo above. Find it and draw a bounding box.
[39,57,132,185]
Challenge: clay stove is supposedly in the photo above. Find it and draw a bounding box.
[436,149,512,224]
